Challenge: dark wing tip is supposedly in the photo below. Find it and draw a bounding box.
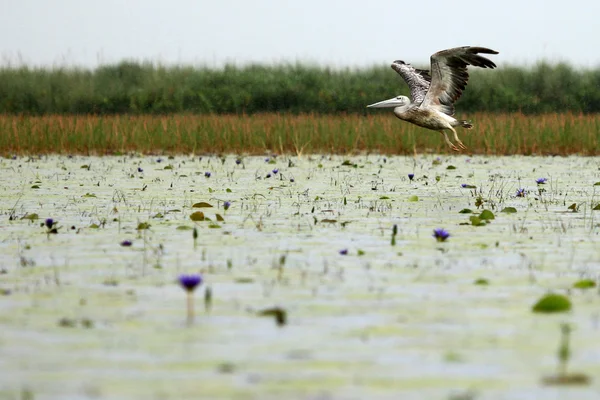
[468,47,499,55]
[392,60,406,65]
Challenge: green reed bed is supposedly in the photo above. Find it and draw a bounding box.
[3,62,600,115]
[0,113,598,156]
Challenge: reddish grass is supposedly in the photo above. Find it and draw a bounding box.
[1,113,598,156]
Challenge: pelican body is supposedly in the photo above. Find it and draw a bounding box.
[367,46,498,151]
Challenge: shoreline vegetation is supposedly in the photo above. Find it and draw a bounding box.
[2,61,599,156]
[2,61,600,115]
[1,113,598,156]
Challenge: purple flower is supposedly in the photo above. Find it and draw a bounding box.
[272,169,279,174]
[266,173,271,178]
[408,174,414,181]
[223,201,231,210]
[120,240,133,247]
[204,172,211,178]
[433,228,450,242]
[536,178,547,185]
[461,183,468,188]
[178,274,203,292]
[137,167,143,173]
[235,158,242,165]
[290,178,295,183]
[45,218,54,229]
[265,158,270,163]
[156,158,163,163]
[516,188,526,197]
[339,249,348,255]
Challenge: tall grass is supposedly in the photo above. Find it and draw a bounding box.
[1,113,598,156]
[2,62,600,114]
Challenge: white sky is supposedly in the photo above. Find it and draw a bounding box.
[1,0,599,68]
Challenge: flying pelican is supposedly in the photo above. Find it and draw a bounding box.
[367,46,498,151]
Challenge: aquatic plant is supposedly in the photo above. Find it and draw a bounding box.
[272,168,279,174]
[408,173,414,181]
[339,249,348,255]
[204,171,211,178]
[433,228,450,242]
[178,274,203,325]
[516,188,526,197]
[536,178,548,184]
[120,240,133,247]
[223,201,231,211]
[391,224,398,246]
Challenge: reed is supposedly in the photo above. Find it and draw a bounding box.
[1,113,598,156]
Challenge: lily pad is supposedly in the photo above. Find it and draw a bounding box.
[21,213,39,220]
[501,207,517,214]
[193,202,213,208]
[190,211,205,221]
[458,208,473,214]
[532,293,572,313]
[215,214,225,222]
[408,195,419,202]
[573,279,596,289]
[469,216,486,226]
[479,210,495,220]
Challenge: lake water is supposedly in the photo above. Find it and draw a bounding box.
[1,154,599,399]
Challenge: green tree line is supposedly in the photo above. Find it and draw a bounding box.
[1,61,599,114]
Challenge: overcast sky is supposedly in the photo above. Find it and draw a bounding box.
[1,0,599,68]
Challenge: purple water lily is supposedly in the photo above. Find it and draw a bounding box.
[433,228,450,242]
[178,274,203,292]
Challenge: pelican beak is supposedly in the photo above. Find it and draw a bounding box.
[366,97,403,108]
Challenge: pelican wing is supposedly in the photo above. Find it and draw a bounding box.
[420,46,498,116]
[391,60,431,104]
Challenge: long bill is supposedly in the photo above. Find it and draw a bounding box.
[366,97,405,108]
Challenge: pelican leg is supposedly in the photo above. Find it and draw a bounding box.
[440,131,460,152]
[450,127,467,150]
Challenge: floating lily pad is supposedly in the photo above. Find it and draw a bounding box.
[190,211,205,221]
[136,222,151,230]
[446,165,456,170]
[82,193,96,198]
[193,202,213,208]
[593,203,600,211]
[31,185,40,189]
[469,216,486,226]
[573,279,596,289]
[379,196,390,200]
[594,182,600,186]
[208,223,221,229]
[501,207,517,214]
[408,195,419,202]
[458,208,473,214]
[215,214,225,222]
[21,213,39,220]
[234,278,254,284]
[542,374,591,386]
[321,219,337,223]
[176,225,193,230]
[474,278,489,285]
[532,293,572,313]
[479,210,495,220]
[257,307,287,327]
[89,223,100,229]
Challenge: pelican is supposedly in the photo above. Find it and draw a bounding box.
[367,46,498,151]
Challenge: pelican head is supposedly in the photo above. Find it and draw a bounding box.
[367,95,410,108]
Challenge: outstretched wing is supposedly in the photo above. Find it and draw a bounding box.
[391,60,431,104]
[420,46,498,116]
